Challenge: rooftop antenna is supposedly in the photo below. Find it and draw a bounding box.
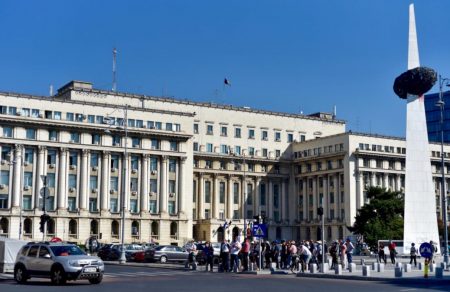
[49,84,53,96]
[333,105,337,119]
[112,47,117,92]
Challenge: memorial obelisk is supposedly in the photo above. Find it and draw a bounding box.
[402,4,440,254]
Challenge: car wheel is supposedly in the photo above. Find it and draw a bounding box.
[14,265,28,284]
[51,266,67,285]
[160,256,168,263]
[89,273,103,284]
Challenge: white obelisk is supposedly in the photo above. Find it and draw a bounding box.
[403,3,440,254]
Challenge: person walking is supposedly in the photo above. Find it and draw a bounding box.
[378,243,387,264]
[230,238,241,272]
[241,238,250,271]
[298,243,312,273]
[329,241,338,270]
[204,242,214,272]
[388,241,397,264]
[409,242,417,268]
[220,239,231,272]
[289,241,298,272]
[339,240,347,269]
[345,238,354,267]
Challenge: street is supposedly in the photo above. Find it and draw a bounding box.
[1,265,450,292]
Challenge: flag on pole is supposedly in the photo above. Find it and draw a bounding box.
[224,78,231,86]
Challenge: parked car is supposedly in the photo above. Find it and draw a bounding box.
[14,242,104,285]
[125,244,145,262]
[195,242,221,265]
[144,245,189,263]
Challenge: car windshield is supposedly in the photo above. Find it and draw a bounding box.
[50,245,85,256]
[154,246,164,251]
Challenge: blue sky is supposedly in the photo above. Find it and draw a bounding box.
[0,0,449,137]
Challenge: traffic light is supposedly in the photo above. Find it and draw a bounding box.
[39,214,51,233]
[317,207,324,216]
[253,216,261,224]
[261,215,267,224]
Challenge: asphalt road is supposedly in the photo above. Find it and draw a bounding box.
[1,265,449,292]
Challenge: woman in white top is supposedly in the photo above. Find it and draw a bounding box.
[299,244,312,272]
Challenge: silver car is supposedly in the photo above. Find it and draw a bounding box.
[14,242,104,285]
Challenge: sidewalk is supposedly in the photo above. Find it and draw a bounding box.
[104,261,187,270]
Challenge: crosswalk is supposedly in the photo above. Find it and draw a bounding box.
[104,270,194,279]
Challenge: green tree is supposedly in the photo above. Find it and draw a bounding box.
[349,186,404,250]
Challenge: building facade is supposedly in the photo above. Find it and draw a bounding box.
[425,90,450,143]
[1,81,448,245]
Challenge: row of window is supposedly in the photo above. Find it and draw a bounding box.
[193,160,280,173]
[193,143,282,158]
[358,143,406,154]
[1,126,179,151]
[294,143,345,159]
[296,160,344,173]
[194,123,306,142]
[0,106,182,132]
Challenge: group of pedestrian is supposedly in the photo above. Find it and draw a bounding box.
[378,240,438,268]
[200,237,355,273]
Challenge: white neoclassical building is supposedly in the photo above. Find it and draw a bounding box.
[0,80,448,245]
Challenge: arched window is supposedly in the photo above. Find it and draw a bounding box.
[131,221,139,236]
[327,226,332,240]
[217,226,224,242]
[0,217,9,234]
[111,220,119,236]
[23,218,32,235]
[151,221,159,236]
[170,222,177,237]
[276,227,282,240]
[338,226,344,240]
[69,219,77,236]
[47,219,55,235]
[90,220,99,235]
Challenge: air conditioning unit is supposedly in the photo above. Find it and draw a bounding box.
[263,137,268,141]
[205,165,210,169]
[93,141,99,145]
[23,161,29,166]
[131,191,137,196]
[114,142,120,147]
[111,168,117,172]
[0,184,6,189]
[1,160,6,165]
[150,126,156,129]
[275,138,281,142]
[69,187,76,192]
[39,113,44,118]
[169,192,175,197]
[92,166,98,171]
[16,110,22,116]
[150,192,156,196]
[142,124,147,128]
[69,140,75,143]
[151,170,157,175]
[50,137,57,141]
[92,188,98,193]
[70,165,76,170]
[132,168,138,174]
[49,164,56,169]
[110,189,115,194]
[23,186,30,191]
[151,146,156,150]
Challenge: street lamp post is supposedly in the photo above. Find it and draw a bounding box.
[437,75,450,265]
[105,105,129,264]
[119,104,129,264]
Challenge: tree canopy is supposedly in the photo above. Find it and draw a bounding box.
[349,186,404,250]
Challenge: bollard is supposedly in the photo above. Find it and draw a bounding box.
[310,263,318,274]
[436,267,444,278]
[320,263,329,273]
[335,265,342,275]
[418,262,423,270]
[349,263,356,273]
[395,262,402,269]
[328,258,332,267]
[360,259,365,266]
[430,263,436,273]
[403,263,411,272]
[372,262,378,271]
[270,263,277,272]
[395,267,403,278]
[377,263,384,272]
[362,265,370,277]
[424,259,429,278]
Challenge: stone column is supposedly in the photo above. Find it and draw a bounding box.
[212,174,219,219]
[57,148,67,210]
[312,176,317,219]
[370,172,376,187]
[178,157,186,214]
[268,179,273,220]
[255,177,261,215]
[396,174,402,191]
[241,176,246,219]
[227,175,233,219]
[101,151,110,211]
[12,145,23,208]
[79,149,89,211]
[333,175,339,218]
[141,154,149,212]
[35,146,46,210]
[302,178,307,220]
[198,173,205,219]
[383,174,389,190]
[160,156,168,214]
[123,153,130,211]
[281,180,286,221]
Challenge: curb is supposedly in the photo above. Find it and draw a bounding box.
[295,272,450,283]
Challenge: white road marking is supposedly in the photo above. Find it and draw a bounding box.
[399,289,417,291]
